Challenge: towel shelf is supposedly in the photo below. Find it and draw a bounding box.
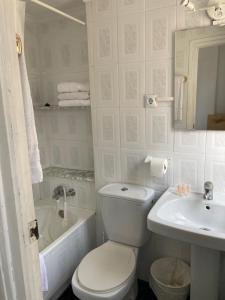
[34,104,91,111]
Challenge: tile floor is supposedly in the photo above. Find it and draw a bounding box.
[58,280,157,300]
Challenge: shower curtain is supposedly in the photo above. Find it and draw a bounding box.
[16,1,43,183]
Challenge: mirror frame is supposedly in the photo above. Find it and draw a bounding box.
[175,26,225,130]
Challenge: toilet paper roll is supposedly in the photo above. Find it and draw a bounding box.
[150,157,168,178]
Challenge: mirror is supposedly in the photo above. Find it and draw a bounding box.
[174,26,225,130]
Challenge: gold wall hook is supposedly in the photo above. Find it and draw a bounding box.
[16,34,22,55]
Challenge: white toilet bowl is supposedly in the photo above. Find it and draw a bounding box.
[72,241,138,300]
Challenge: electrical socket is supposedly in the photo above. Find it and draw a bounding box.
[144,94,158,108]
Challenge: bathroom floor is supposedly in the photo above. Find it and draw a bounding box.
[58,280,157,300]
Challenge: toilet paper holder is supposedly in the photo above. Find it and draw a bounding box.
[144,155,171,164]
[144,155,170,178]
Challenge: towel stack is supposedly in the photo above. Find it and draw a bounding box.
[57,82,90,107]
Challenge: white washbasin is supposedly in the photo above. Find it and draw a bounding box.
[148,188,225,251]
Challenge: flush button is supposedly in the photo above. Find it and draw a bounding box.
[121,187,128,191]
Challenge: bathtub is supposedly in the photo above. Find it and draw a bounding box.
[35,201,96,300]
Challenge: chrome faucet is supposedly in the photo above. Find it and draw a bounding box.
[204,181,213,200]
[52,185,76,219]
[52,185,76,200]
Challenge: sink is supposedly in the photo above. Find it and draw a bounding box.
[148,188,225,251]
[147,188,225,300]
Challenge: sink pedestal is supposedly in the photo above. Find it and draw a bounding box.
[191,245,220,300]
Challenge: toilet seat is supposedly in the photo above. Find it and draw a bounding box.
[77,241,136,293]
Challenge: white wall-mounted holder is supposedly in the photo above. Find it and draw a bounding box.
[144,94,174,108]
[181,0,225,26]
[144,155,169,178]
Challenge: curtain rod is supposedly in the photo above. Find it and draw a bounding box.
[30,0,86,26]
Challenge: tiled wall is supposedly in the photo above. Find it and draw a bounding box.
[35,110,94,171]
[85,0,225,290]
[86,0,225,195]
[25,6,94,171]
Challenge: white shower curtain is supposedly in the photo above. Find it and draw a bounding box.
[16,1,43,183]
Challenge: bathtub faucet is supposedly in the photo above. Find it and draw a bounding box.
[52,185,76,200]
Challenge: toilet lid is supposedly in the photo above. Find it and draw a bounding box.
[77,241,136,293]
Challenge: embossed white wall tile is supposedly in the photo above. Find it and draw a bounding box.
[146,59,173,96]
[92,0,117,19]
[173,153,205,192]
[176,7,211,30]
[146,0,176,10]
[120,109,145,149]
[146,6,176,60]
[174,130,206,154]
[205,155,225,194]
[94,18,118,65]
[145,151,173,192]
[146,107,174,151]
[117,0,145,14]
[93,65,119,107]
[96,109,120,147]
[206,131,225,156]
[119,62,145,107]
[95,147,121,184]
[85,1,94,23]
[121,149,146,185]
[118,13,145,62]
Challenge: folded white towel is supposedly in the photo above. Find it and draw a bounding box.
[57,92,90,101]
[58,100,91,107]
[57,82,90,93]
[39,254,48,292]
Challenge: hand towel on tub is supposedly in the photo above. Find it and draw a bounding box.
[57,91,90,100]
[57,82,90,93]
[16,1,43,184]
[58,100,91,107]
[39,254,48,292]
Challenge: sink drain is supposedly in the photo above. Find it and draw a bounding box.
[200,227,211,231]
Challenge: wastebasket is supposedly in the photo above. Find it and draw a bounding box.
[149,257,191,300]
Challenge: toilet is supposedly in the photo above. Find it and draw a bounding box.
[72,183,155,300]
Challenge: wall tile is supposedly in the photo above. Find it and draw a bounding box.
[119,62,145,107]
[146,58,173,96]
[146,6,176,60]
[146,0,176,10]
[176,7,211,30]
[96,108,120,147]
[121,149,146,185]
[120,109,145,149]
[205,155,225,194]
[206,132,225,156]
[95,147,121,185]
[93,65,119,107]
[146,106,174,151]
[174,130,206,154]
[146,59,173,97]
[118,12,145,62]
[173,153,205,192]
[92,0,117,20]
[94,18,118,65]
[117,0,145,14]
